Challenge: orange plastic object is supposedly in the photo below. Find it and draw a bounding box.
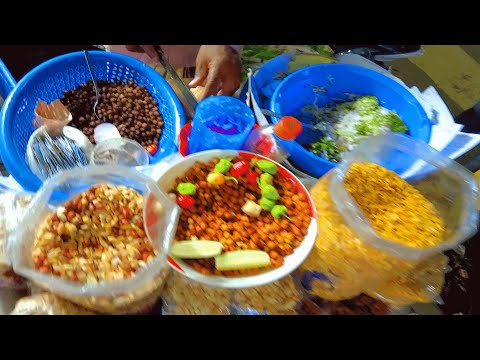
[273,116,303,140]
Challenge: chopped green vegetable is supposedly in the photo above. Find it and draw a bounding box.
[305,95,409,163]
[214,158,232,174]
[384,112,408,133]
[256,160,278,175]
[177,182,196,195]
[259,173,274,186]
[354,115,385,136]
[259,183,280,201]
[271,205,288,219]
[352,95,379,115]
[259,197,276,211]
[310,138,341,163]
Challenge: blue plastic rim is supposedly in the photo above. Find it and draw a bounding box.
[270,63,432,178]
[188,95,255,153]
[0,51,186,193]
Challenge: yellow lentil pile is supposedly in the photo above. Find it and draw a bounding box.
[301,163,447,302]
[32,184,157,284]
[344,162,446,248]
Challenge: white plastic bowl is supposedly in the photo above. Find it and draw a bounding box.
[156,150,318,289]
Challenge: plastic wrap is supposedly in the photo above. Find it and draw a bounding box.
[162,272,232,315]
[0,189,34,289]
[299,133,478,304]
[162,272,301,315]
[10,293,95,315]
[367,253,449,307]
[232,275,300,315]
[7,166,180,314]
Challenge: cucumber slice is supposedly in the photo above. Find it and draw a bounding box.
[215,250,272,271]
[170,240,224,259]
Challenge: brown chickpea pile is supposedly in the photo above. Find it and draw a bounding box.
[172,157,312,276]
[60,80,164,149]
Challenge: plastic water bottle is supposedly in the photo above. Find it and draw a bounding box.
[243,116,303,162]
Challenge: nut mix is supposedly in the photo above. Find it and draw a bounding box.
[31,183,157,283]
[60,80,164,150]
[170,156,312,276]
[302,162,447,301]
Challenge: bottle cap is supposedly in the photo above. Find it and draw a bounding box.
[273,116,303,140]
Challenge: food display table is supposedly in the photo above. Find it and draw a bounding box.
[0,45,478,315]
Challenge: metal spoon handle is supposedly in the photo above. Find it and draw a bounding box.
[84,50,100,119]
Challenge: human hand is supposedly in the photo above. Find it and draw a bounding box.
[188,45,242,99]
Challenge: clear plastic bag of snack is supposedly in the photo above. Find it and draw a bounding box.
[366,253,449,307]
[300,132,478,303]
[0,188,35,289]
[231,275,301,315]
[7,165,180,314]
[162,271,233,315]
[10,292,95,315]
[162,272,301,315]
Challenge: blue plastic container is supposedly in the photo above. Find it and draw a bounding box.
[0,51,186,193]
[188,96,255,153]
[270,64,432,177]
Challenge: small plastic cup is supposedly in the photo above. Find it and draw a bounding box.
[188,96,255,153]
[91,138,150,167]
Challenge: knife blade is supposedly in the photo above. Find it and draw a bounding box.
[154,46,198,116]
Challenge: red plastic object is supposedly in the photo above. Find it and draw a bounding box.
[274,116,303,140]
[179,122,259,157]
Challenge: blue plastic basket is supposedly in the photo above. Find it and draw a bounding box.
[270,64,432,177]
[0,51,186,193]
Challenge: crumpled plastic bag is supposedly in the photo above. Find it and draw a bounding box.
[0,189,34,289]
[162,272,301,315]
[367,253,449,307]
[10,293,95,315]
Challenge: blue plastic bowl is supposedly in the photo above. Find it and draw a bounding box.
[0,51,186,194]
[270,64,432,177]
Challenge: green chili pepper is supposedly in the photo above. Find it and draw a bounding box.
[256,160,278,175]
[259,173,274,186]
[271,205,288,219]
[176,182,196,195]
[259,197,276,211]
[260,183,280,201]
[214,158,233,174]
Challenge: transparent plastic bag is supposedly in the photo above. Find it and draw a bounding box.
[162,271,232,315]
[366,253,449,307]
[232,275,301,315]
[162,272,301,315]
[300,133,478,303]
[7,165,180,314]
[0,189,34,289]
[10,293,95,315]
